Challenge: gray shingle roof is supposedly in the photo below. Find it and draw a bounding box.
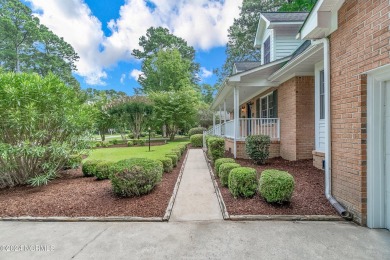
[262,12,308,23]
[234,62,262,72]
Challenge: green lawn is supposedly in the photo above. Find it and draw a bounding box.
[86,140,190,162]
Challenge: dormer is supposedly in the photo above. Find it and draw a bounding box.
[254,12,308,65]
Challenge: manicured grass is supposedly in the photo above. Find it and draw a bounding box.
[86,140,189,162]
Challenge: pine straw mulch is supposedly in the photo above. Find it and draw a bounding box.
[216,154,337,216]
[0,152,185,218]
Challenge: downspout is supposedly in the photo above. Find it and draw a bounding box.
[312,38,352,220]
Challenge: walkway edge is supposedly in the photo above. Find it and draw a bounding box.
[203,150,230,220]
[0,216,163,222]
[230,215,344,221]
[163,148,190,221]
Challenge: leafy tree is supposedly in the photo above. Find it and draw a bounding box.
[132,26,199,90]
[0,0,79,87]
[83,88,127,102]
[150,88,200,140]
[0,72,94,188]
[108,96,154,140]
[93,93,115,142]
[196,83,217,104]
[139,49,193,93]
[197,102,215,129]
[279,0,316,11]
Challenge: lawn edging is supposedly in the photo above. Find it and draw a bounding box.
[163,148,189,221]
[202,149,230,220]
[0,216,163,222]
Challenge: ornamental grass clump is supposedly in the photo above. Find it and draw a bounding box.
[82,160,102,177]
[259,169,295,203]
[245,135,271,165]
[190,134,203,147]
[214,158,235,177]
[95,161,116,180]
[157,157,173,173]
[207,137,225,162]
[219,163,241,187]
[228,167,258,198]
[110,158,163,197]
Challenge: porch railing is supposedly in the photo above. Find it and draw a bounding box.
[207,118,280,140]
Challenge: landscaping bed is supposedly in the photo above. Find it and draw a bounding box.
[216,155,337,216]
[0,152,186,218]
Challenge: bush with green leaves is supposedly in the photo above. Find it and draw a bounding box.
[207,137,225,162]
[110,158,163,197]
[228,167,258,198]
[220,163,241,187]
[171,149,182,158]
[139,139,146,146]
[259,169,295,203]
[63,155,83,170]
[112,139,119,145]
[214,158,235,177]
[95,142,102,147]
[190,134,203,147]
[95,161,116,180]
[165,154,178,167]
[177,144,187,155]
[127,141,134,147]
[245,135,271,165]
[157,158,173,173]
[188,127,206,137]
[0,73,95,188]
[82,160,102,177]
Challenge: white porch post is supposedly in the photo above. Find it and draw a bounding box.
[233,86,240,158]
[223,100,227,124]
[212,112,216,135]
[219,105,222,125]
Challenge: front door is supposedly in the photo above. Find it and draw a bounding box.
[385,81,390,230]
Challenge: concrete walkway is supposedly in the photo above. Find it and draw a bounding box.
[170,149,223,221]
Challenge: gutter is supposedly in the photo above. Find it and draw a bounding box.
[312,38,352,220]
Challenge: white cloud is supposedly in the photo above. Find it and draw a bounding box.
[130,69,144,81]
[120,73,126,84]
[200,67,213,79]
[27,0,242,86]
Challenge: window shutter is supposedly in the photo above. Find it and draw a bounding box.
[273,90,278,118]
[256,98,260,118]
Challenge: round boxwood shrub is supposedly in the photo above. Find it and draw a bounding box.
[110,158,163,197]
[228,167,258,198]
[259,169,295,203]
[165,154,178,167]
[214,158,235,177]
[63,154,83,169]
[158,157,173,173]
[95,161,116,180]
[112,139,119,145]
[245,135,271,165]
[190,134,203,147]
[188,127,206,137]
[207,137,225,162]
[177,144,187,155]
[127,140,133,147]
[171,149,182,158]
[220,163,241,187]
[82,160,102,177]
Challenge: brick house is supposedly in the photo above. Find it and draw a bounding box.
[209,0,390,229]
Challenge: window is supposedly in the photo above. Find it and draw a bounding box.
[264,37,271,64]
[320,70,325,119]
[260,91,278,118]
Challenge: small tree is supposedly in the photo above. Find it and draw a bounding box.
[0,72,94,187]
[245,135,271,165]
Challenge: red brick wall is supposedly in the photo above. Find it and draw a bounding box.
[330,0,390,225]
[278,76,315,160]
[224,138,280,159]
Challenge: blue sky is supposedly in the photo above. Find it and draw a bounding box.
[24,0,242,95]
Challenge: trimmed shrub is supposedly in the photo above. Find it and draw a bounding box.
[259,169,295,203]
[110,158,163,197]
[214,158,235,177]
[127,141,134,147]
[177,144,187,154]
[95,142,102,147]
[63,155,83,169]
[95,161,116,180]
[102,143,109,148]
[139,139,146,146]
[112,139,119,145]
[207,137,225,162]
[220,163,241,187]
[171,149,182,158]
[188,127,206,137]
[157,158,173,173]
[165,154,178,167]
[190,134,203,147]
[82,160,102,177]
[228,167,258,198]
[245,135,271,165]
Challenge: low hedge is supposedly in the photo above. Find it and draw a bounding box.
[245,135,271,165]
[190,134,203,147]
[214,158,235,177]
[63,155,82,169]
[259,169,295,203]
[82,160,102,177]
[188,127,206,137]
[127,140,133,147]
[228,167,258,198]
[207,137,225,162]
[110,158,163,197]
[95,161,116,180]
[158,157,173,173]
[220,163,241,187]
[165,154,178,167]
[171,149,182,158]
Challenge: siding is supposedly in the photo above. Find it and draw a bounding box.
[274,29,304,60]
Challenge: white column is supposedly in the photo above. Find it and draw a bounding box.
[219,105,222,125]
[233,86,240,158]
[224,100,227,124]
[212,112,216,135]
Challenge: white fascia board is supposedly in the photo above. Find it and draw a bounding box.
[268,21,304,29]
[235,79,279,88]
[254,15,269,48]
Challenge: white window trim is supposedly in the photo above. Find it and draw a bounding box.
[260,92,274,119]
[315,61,325,152]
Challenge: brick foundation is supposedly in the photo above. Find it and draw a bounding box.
[224,138,280,159]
